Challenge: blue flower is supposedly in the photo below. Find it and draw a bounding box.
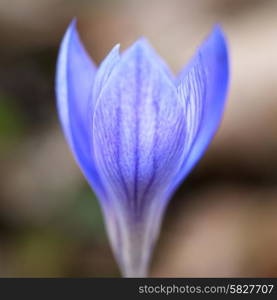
[56,20,229,277]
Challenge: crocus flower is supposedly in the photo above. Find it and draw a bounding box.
[56,20,229,277]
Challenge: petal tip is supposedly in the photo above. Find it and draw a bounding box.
[137,37,156,52]
[112,43,121,54]
[135,36,151,46]
[70,17,77,26]
[66,18,78,36]
[124,36,154,57]
[209,24,229,51]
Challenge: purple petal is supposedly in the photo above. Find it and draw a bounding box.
[92,39,186,276]
[56,20,104,197]
[122,37,175,82]
[174,26,229,189]
[92,44,121,105]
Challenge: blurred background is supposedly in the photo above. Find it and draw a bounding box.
[0,0,276,277]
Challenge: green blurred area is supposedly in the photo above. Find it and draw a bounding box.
[0,93,25,149]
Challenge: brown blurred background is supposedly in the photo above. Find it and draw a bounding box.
[0,0,276,277]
